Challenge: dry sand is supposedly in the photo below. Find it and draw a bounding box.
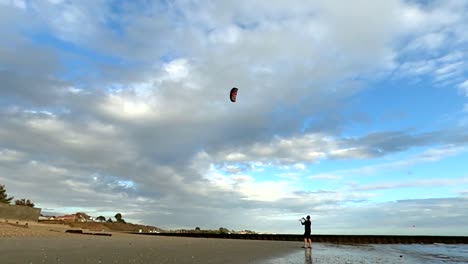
[0,221,75,238]
[0,221,298,264]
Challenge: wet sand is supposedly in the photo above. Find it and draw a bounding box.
[268,243,410,264]
[267,243,468,264]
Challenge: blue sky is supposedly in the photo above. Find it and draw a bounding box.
[0,0,467,235]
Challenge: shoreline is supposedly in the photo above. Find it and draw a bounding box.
[133,232,468,244]
[2,220,467,243]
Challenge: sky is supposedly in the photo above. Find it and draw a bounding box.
[1,0,467,235]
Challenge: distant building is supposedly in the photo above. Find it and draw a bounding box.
[55,214,77,221]
[38,215,56,221]
[75,212,93,222]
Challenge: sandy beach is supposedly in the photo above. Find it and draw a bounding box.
[2,222,467,263]
[0,221,74,238]
[0,221,297,264]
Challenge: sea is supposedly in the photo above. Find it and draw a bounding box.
[264,243,468,264]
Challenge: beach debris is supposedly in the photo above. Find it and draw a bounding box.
[65,229,83,234]
[65,229,112,236]
[92,233,112,236]
[7,222,30,228]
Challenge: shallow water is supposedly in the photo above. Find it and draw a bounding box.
[265,243,468,264]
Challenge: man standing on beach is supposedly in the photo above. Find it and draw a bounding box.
[300,215,312,248]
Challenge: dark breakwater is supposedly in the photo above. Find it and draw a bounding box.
[133,232,468,244]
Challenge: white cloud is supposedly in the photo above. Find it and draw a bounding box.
[25,117,64,133]
[329,147,372,159]
[163,59,191,82]
[1,0,468,235]
[0,0,26,9]
[399,4,427,31]
[225,152,248,162]
[214,129,467,172]
[47,0,63,4]
[209,26,242,44]
[399,60,436,76]
[0,148,25,162]
[313,198,468,235]
[233,175,292,202]
[459,80,468,96]
[49,3,95,40]
[310,145,466,179]
[100,94,155,120]
[310,174,342,180]
[293,163,306,171]
[203,164,297,202]
[352,178,468,191]
[436,61,463,76]
[393,0,468,89]
[396,52,466,86]
[404,32,446,51]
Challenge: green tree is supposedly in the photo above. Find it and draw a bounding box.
[0,184,14,204]
[14,198,34,207]
[114,213,126,223]
[219,227,230,234]
[75,212,91,222]
[96,216,106,222]
[195,227,201,231]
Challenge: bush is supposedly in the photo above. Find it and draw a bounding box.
[219,227,230,234]
[115,213,126,223]
[15,198,35,207]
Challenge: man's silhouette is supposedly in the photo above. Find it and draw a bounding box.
[300,215,312,248]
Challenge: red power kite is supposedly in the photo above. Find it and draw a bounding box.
[230,87,238,102]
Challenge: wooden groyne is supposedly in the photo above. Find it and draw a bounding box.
[133,233,468,244]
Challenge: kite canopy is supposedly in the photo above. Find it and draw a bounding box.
[230,87,238,102]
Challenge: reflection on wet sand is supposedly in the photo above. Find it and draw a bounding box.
[268,243,468,264]
[304,247,312,264]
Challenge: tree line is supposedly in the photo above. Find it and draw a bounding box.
[1,184,126,223]
[0,184,35,207]
[94,213,126,223]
